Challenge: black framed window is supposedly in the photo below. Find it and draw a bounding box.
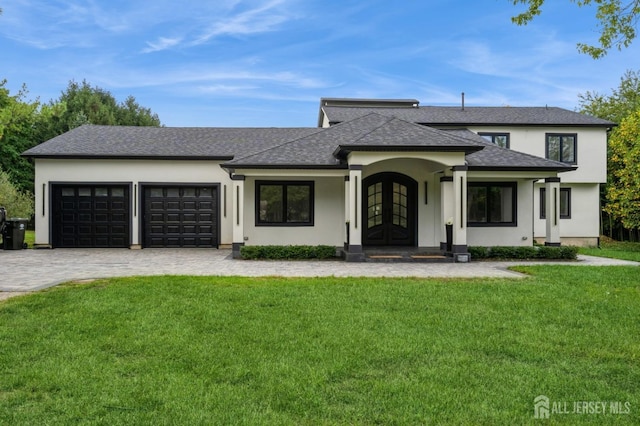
[256,181,314,226]
[467,182,517,226]
[478,132,510,148]
[540,188,571,219]
[546,133,577,164]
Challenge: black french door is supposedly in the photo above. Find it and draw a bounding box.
[362,172,417,246]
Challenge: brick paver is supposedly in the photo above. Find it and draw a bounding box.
[0,248,637,298]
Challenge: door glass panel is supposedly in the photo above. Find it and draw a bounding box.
[367,182,382,229]
[61,188,75,197]
[392,183,408,228]
[95,187,108,197]
[150,188,164,197]
[167,188,180,197]
[111,188,124,197]
[78,188,91,197]
[183,188,196,197]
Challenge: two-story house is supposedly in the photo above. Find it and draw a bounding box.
[23,97,614,261]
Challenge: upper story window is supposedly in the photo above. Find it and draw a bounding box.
[467,182,517,227]
[256,181,314,226]
[478,132,510,148]
[546,133,577,164]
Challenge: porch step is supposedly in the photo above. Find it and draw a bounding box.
[364,252,452,263]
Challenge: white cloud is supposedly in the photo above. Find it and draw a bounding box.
[192,0,292,44]
[142,37,183,54]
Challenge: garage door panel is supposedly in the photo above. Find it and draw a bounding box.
[143,185,218,248]
[53,185,130,248]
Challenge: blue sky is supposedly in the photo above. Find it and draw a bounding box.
[0,0,637,127]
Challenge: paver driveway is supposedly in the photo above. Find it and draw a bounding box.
[0,248,637,297]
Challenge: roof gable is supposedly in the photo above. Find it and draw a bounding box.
[225,113,483,168]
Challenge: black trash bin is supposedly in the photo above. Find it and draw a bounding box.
[3,218,28,250]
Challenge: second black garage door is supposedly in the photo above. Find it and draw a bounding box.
[143,185,219,248]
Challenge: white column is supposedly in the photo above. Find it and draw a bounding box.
[232,175,245,258]
[344,176,350,249]
[545,177,561,246]
[452,166,469,260]
[439,175,453,250]
[346,165,364,261]
[130,182,140,248]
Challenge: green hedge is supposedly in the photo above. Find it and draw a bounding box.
[468,245,578,260]
[240,245,337,260]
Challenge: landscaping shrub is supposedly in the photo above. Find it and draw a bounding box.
[240,245,337,260]
[468,246,489,259]
[468,245,578,260]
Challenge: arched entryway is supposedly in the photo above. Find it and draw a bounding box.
[362,172,418,246]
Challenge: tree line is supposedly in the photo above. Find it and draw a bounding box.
[0,80,161,218]
[579,70,640,241]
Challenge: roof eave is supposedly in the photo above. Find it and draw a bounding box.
[333,144,484,159]
[468,165,578,173]
[23,154,235,161]
[220,163,347,170]
[423,122,616,128]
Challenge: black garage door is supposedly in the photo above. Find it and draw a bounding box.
[52,185,130,248]
[143,185,218,248]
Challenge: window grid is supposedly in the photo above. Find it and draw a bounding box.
[256,181,314,226]
[540,187,571,219]
[546,133,577,164]
[467,182,517,227]
[478,132,510,149]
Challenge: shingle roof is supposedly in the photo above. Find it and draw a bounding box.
[322,106,616,127]
[23,125,322,159]
[444,130,575,171]
[23,113,575,172]
[224,113,483,168]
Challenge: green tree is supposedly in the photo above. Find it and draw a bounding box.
[578,69,640,239]
[578,70,640,122]
[606,110,640,230]
[511,0,640,58]
[0,79,162,195]
[43,80,161,137]
[0,81,41,193]
[0,166,34,219]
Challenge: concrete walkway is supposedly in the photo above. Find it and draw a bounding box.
[0,248,637,299]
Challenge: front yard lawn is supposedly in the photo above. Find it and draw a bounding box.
[1,267,638,424]
[580,237,640,262]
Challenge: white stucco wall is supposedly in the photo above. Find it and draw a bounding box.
[533,182,600,239]
[242,176,345,246]
[466,179,535,247]
[33,158,233,247]
[467,126,608,183]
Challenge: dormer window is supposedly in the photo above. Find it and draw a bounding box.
[478,132,509,149]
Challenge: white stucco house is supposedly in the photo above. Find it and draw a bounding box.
[23,98,614,261]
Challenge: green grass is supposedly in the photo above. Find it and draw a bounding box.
[579,238,640,262]
[1,268,638,425]
[24,230,35,248]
